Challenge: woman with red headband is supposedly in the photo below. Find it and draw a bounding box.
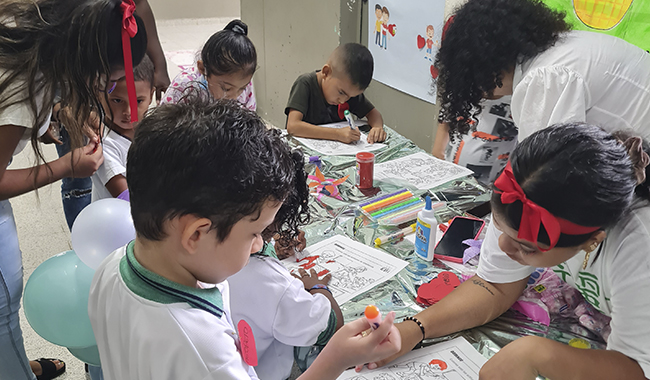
[365,123,650,379]
[0,0,146,378]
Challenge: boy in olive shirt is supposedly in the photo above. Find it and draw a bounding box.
[285,43,386,144]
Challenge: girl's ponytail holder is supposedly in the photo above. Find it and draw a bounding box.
[119,0,139,123]
[231,24,246,35]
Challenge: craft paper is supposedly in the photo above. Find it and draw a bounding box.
[293,121,386,156]
[368,0,446,104]
[374,152,473,189]
[281,235,408,305]
[338,337,487,379]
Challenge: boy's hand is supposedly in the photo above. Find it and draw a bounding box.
[275,230,306,260]
[337,127,361,144]
[293,268,331,290]
[367,126,386,144]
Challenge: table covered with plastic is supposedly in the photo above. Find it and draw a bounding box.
[286,127,608,376]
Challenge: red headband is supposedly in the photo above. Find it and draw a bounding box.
[493,161,600,251]
[119,0,138,123]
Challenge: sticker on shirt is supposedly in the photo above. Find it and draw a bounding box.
[237,320,258,366]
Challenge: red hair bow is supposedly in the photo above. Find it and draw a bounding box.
[120,0,139,123]
[494,161,599,251]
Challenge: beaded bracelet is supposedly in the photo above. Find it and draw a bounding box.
[404,316,426,341]
[308,284,332,294]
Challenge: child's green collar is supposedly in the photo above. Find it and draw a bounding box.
[119,241,224,318]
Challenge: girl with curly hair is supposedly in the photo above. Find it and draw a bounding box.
[364,123,650,379]
[228,147,344,380]
[434,0,650,145]
[0,0,146,378]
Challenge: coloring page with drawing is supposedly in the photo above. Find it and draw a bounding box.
[292,121,387,156]
[374,152,473,189]
[280,235,407,305]
[338,337,487,380]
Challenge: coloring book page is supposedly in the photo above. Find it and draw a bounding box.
[338,337,487,380]
[374,152,473,189]
[292,121,387,156]
[281,235,407,305]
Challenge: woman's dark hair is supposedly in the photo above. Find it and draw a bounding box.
[127,98,296,242]
[201,19,257,78]
[435,0,569,141]
[492,123,637,248]
[0,0,147,166]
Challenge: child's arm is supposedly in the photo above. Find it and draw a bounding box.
[105,174,128,198]
[432,122,450,159]
[287,109,361,144]
[296,268,344,330]
[365,108,386,144]
[297,312,400,380]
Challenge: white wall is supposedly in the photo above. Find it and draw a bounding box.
[148,0,240,20]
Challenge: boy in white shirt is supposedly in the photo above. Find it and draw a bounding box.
[91,55,154,201]
[88,99,401,380]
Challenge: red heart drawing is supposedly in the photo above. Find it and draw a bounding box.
[417,35,426,49]
[430,65,439,79]
[416,271,460,306]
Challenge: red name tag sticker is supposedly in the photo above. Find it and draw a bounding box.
[237,320,258,367]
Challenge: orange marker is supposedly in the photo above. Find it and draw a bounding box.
[365,305,382,330]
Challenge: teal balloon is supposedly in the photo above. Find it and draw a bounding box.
[67,346,101,367]
[23,250,97,348]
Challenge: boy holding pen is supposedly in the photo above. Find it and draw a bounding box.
[285,43,387,144]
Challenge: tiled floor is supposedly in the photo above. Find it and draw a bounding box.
[11,17,233,380]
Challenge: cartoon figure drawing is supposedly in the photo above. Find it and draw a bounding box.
[417,25,440,77]
[425,25,438,61]
[380,7,396,50]
[375,4,383,47]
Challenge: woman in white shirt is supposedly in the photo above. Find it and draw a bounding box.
[366,123,650,379]
[434,0,650,144]
[0,1,147,378]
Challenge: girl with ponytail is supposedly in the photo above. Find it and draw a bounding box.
[162,20,258,110]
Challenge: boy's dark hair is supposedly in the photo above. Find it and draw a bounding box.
[127,98,296,242]
[338,43,374,90]
[0,0,147,169]
[375,4,381,11]
[201,19,257,78]
[492,123,637,248]
[132,54,155,87]
[435,0,569,141]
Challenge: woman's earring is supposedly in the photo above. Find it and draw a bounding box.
[582,242,599,270]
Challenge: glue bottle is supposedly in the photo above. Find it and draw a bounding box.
[415,195,438,261]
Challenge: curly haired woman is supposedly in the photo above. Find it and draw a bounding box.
[434,0,650,144]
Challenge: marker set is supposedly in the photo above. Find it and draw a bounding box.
[359,189,424,225]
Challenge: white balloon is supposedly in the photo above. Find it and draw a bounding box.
[71,198,136,270]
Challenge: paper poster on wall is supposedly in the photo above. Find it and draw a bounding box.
[368,0,446,104]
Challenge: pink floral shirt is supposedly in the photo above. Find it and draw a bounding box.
[162,66,256,111]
